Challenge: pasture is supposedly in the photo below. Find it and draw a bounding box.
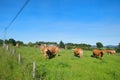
[0,46,120,80]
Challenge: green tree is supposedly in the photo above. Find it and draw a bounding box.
[9,38,16,46]
[16,41,24,45]
[28,42,34,47]
[5,39,9,44]
[0,39,3,46]
[96,42,103,49]
[59,41,65,49]
[116,43,120,53]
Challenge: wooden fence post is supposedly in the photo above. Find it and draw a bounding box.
[33,61,36,80]
[12,48,16,54]
[6,45,9,51]
[18,53,21,64]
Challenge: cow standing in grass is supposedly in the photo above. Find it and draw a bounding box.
[40,44,59,59]
[47,46,59,57]
[40,44,48,59]
[16,43,19,47]
[74,48,83,58]
[92,49,104,59]
[106,50,116,55]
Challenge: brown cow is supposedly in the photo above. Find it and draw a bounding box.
[40,44,59,59]
[16,43,19,47]
[92,49,104,59]
[47,46,59,56]
[106,50,116,55]
[74,48,83,58]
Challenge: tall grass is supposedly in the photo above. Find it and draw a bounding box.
[0,46,120,80]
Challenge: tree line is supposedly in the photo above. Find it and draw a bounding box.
[0,38,120,52]
[0,38,24,46]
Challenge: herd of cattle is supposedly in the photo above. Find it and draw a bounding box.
[40,44,116,59]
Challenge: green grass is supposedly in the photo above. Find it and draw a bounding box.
[0,46,120,80]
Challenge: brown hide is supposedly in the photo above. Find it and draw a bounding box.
[47,46,59,56]
[92,49,104,58]
[40,44,46,53]
[106,50,116,55]
[40,44,59,59]
[74,48,83,58]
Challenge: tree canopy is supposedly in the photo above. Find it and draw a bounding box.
[96,42,103,49]
[59,41,65,49]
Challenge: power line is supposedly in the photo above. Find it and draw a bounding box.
[3,0,30,46]
[5,0,30,31]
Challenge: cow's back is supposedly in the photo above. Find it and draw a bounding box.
[93,49,104,58]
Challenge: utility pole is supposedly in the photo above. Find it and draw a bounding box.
[3,28,7,47]
[2,0,30,47]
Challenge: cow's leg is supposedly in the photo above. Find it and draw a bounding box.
[55,52,58,56]
[55,50,59,56]
[44,51,49,59]
[79,53,83,58]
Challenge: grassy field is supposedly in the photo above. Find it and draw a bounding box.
[0,46,120,80]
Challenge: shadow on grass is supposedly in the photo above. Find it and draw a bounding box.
[74,54,80,58]
[46,50,61,59]
[91,55,103,60]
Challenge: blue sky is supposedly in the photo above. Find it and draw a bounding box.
[0,0,120,45]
